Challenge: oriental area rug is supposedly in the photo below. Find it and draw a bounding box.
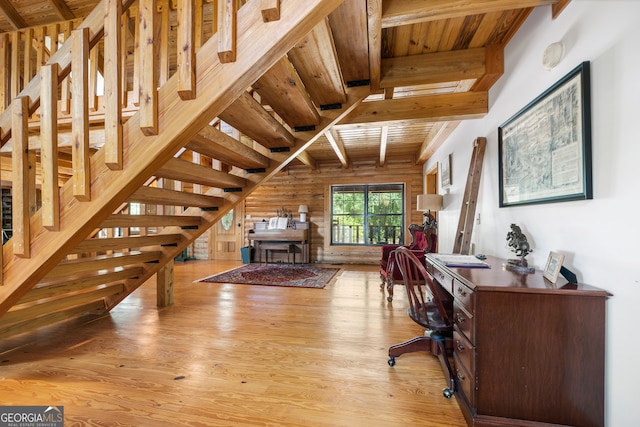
[197,264,341,289]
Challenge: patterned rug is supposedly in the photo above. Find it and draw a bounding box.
[198,264,340,288]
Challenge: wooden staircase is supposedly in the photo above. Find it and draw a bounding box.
[0,0,369,338]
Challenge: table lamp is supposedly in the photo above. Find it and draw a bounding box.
[417,194,443,232]
[298,204,309,222]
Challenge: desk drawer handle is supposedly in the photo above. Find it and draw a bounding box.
[456,339,465,352]
[456,369,465,381]
[455,313,466,324]
[457,287,468,298]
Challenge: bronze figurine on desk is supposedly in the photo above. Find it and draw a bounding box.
[505,223,534,273]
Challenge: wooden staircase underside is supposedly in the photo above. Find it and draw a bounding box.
[0,0,368,337]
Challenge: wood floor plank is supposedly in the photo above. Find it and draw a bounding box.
[0,261,466,426]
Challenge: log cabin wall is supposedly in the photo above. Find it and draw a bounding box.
[243,159,424,265]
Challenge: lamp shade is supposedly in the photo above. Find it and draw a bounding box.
[417,194,443,212]
[298,204,309,213]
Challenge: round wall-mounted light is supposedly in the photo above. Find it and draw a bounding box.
[542,42,564,70]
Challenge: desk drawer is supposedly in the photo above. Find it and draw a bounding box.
[431,266,454,294]
[454,352,475,407]
[453,329,474,376]
[453,280,473,313]
[454,302,474,344]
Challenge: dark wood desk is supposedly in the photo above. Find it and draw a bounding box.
[425,254,610,427]
[251,222,309,263]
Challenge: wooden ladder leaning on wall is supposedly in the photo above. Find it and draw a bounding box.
[452,137,487,255]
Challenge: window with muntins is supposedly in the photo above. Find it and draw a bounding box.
[330,184,404,245]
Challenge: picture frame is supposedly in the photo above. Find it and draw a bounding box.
[498,61,592,207]
[440,154,451,188]
[543,251,565,283]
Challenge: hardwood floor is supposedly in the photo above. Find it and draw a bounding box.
[0,260,467,427]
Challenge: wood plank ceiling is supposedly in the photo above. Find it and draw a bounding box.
[0,0,570,171]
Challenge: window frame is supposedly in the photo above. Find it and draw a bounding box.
[330,183,405,246]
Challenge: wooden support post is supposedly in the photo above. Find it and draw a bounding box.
[48,24,60,55]
[158,0,170,85]
[71,28,91,201]
[10,31,20,99]
[131,3,141,107]
[34,27,45,71]
[177,0,195,99]
[89,44,99,112]
[218,0,237,63]
[23,28,33,85]
[139,0,158,135]
[40,63,60,231]
[367,0,382,92]
[120,9,130,108]
[60,22,72,114]
[157,260,174,307]
[105,0,123,169]
[194,0,203,49]
[11,96,30,258]
[0,34,7,113]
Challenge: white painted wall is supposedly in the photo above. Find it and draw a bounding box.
[425,2,640,425]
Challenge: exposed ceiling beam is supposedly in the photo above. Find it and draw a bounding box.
[381,0,559,28]
[366,0,382,92]
[48,0,76,21]
[379,125,388,166]
[339,92,488,126]
[325,129,348,168]
[0,0,27,29]
[380,47,488,88]
[471,45,504,92]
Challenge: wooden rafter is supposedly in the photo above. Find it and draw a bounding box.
[340,92,488,126]
[379,125,388,166]
[0,0,27,30]
[381,0,559,28]
[47,0,76,21]
[380,48,488,88]
[325,129,348,168]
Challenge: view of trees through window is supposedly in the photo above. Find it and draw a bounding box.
[331,184,404,245]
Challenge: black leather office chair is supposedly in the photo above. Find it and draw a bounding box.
[387,246,456,399]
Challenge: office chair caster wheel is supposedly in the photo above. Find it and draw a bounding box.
[442,387,454,399]
[388,357,395,367]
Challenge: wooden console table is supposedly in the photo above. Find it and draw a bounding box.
[424,254,610,427]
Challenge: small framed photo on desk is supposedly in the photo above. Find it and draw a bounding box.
[543,251,565,283]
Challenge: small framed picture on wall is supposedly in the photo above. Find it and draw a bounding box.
[440,154,451,188]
